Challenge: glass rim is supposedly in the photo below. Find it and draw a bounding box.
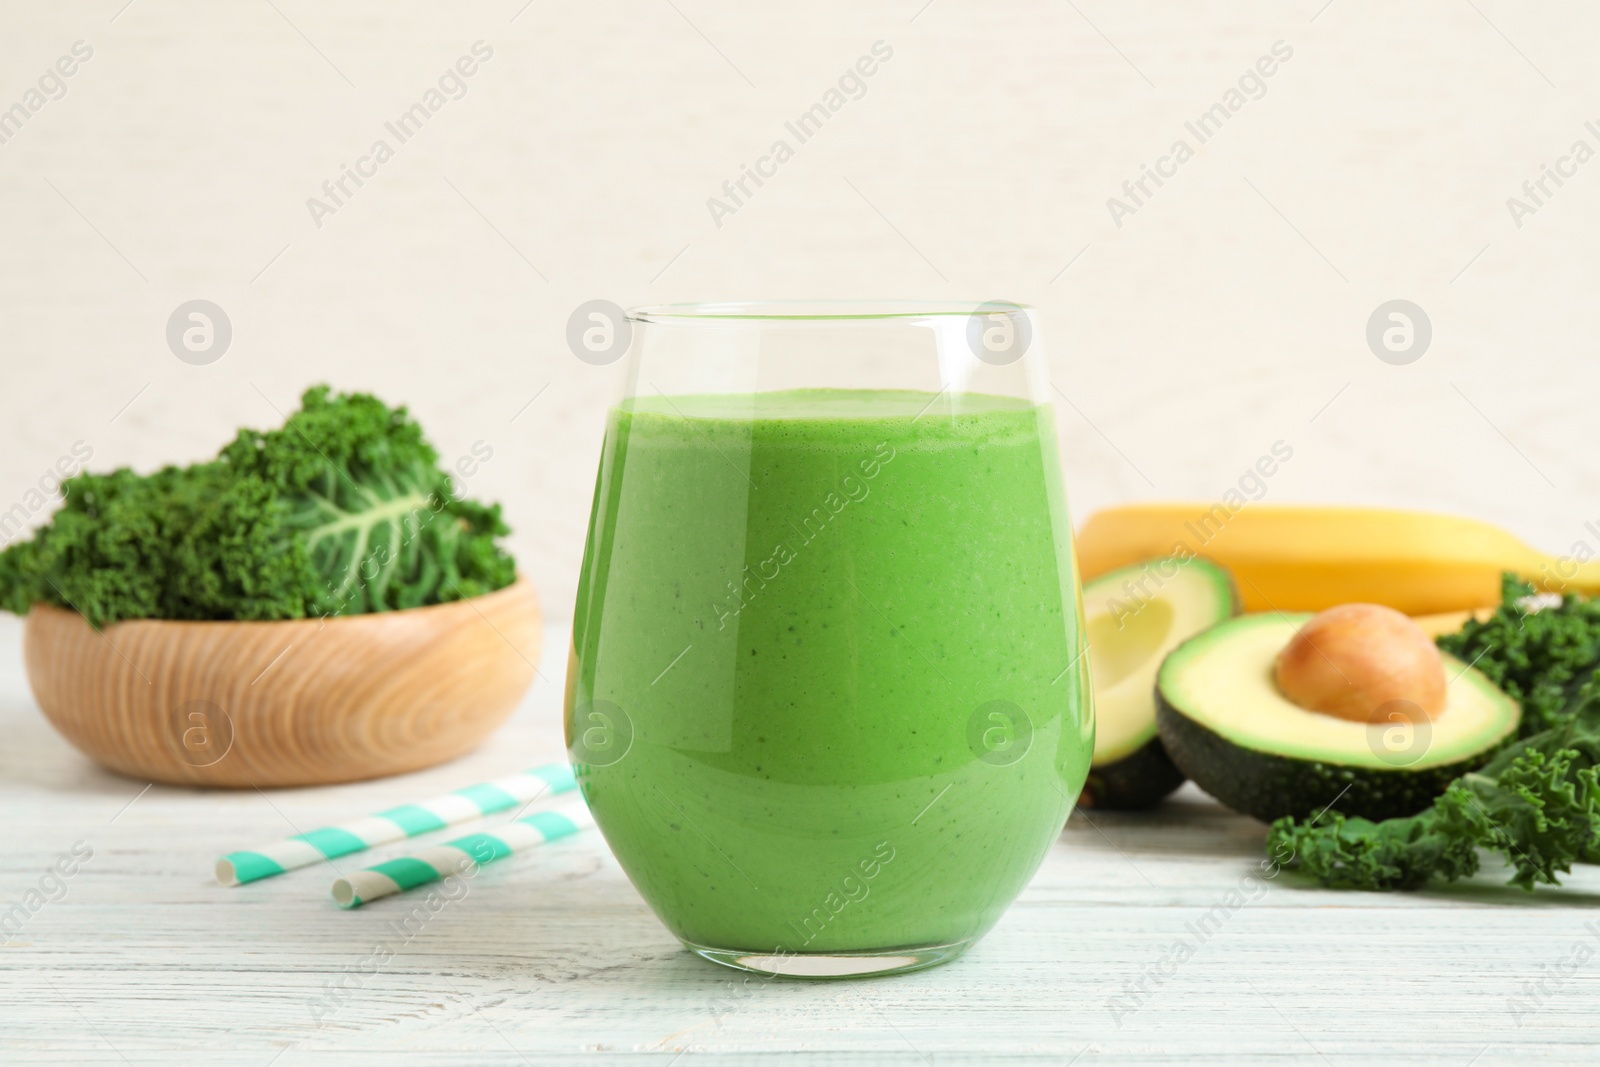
[625,300,1034,323]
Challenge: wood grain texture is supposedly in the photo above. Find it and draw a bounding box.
[20,580,541,788]
[2,619,1598,1065]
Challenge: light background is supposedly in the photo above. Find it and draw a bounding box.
[1,0,1595,621]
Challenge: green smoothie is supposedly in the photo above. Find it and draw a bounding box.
[566,388,1092,960]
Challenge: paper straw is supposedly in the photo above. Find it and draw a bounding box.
[216,764,577,886]
[330,800,594,908]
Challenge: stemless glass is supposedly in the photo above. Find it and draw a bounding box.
[565,301,1093,978]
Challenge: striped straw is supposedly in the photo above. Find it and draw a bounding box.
[331,800,594,908]
[216,764,577,886]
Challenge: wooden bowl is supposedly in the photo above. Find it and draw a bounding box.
[23,579,541,788]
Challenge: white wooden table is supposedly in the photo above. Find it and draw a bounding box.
[3,615,1597,1065]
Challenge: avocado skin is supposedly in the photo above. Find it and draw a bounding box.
[1155,691,1493,823]
[1082,737,1186,810]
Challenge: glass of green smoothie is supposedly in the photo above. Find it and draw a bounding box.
[566,301,1093,978]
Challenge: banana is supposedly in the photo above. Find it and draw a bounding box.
[1409,608,1496,638]
[1075,503,1598,615]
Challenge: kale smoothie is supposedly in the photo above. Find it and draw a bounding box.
[566,388,1092,966]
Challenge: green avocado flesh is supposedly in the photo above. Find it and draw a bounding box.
[1156,612,1521,823]
[1080,557,1238,809]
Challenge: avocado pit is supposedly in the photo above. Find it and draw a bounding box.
[1273,603,1447,724]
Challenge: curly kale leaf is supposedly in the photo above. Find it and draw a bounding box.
[0,463,318,625]
[220,385,514,615]
[0,385,514,626]
[1439,573,1600,736]
[1268,697,1600,892]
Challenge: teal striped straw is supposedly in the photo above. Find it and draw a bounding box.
[331,800,594,907]
[216,764,577,886]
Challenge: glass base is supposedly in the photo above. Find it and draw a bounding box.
[683,938,973,979]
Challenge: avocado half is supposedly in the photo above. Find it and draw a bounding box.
[1080,556,1239,809]
[1155,613,1520,823]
